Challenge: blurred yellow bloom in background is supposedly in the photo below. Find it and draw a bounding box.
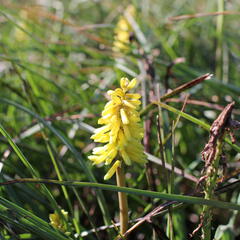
[113,5,136,52]
[49,209,68,232]
[89,78,146,180]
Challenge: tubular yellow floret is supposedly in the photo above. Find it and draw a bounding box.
[120,108,129,125]
[104,160,121,180]
[88,77,147,180]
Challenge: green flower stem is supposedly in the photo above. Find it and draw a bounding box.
[116,166,128,236]
[201,138,224,240]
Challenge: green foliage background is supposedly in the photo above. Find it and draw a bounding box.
[0,0,240,239]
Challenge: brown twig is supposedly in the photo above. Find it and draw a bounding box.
[169,11,240,21]
[160,73,212,101]
[193,102,240,239]
[117,201,177,240]
[141,73,213,116]
[145,153,198,183]
[201,102,235,170]
[165,98,240,115]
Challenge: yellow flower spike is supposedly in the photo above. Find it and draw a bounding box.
[89,77,147,180]
[92,76,143,236]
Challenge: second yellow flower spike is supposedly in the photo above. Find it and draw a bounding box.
[113,5,136,52]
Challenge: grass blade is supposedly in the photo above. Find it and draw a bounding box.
[1,178,240,212]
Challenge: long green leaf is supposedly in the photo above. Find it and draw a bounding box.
[1,178,240,211]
